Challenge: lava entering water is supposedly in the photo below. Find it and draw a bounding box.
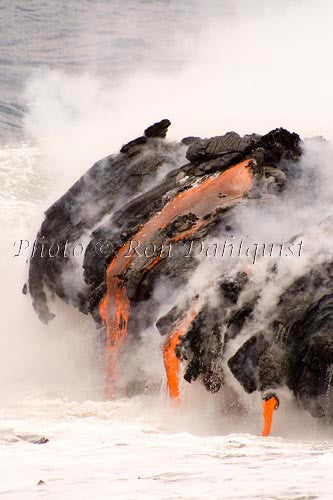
[262,396,279,437]
[100,160,253,398]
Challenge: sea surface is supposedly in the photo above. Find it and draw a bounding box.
[1,1,333,499]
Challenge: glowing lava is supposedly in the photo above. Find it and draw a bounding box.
[163,307,199,401]
[262,396,279,437]
[100,160,253,398]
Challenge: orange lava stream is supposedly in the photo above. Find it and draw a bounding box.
[163,308,199,401]
[261,397,279,436]
[100,160,253,398]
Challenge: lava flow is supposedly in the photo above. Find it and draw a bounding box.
[262,396,279,437]
[31,123,325,429]
[100,159,253,398]
[163,307,200,401]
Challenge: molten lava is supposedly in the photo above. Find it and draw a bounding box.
[163,307,199,401]
[99,282,130,397]
[100,160,253,397]
[262,396,279,437]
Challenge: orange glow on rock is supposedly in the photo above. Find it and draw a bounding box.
[100,160,253,397]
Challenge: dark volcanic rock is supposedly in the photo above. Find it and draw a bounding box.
[144,118,171,138]
[30,120,333,420]
[228,258,333,418]
[28,123,301,327]
[28,119,179,323]
[181,136,201,146]
[29,123,300,324]
[186,132,258,163]
[120,135,147,154]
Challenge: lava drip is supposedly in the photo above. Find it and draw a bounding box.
[99,280,130,397]
[163,307,200,401]
[100,160,253,398]
[262,395,279,437]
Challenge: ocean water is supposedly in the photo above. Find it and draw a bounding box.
[0,0,215,139]
[2,1,333,498]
